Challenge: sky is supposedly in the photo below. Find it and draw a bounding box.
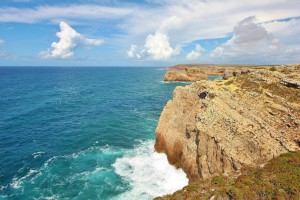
[0,0,299,66]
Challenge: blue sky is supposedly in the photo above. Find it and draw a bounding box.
[0,0,299,66]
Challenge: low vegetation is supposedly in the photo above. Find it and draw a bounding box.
[224,80,234,85]
[233,73,300,103]
[261,82,300,103]
[155,151,300,200]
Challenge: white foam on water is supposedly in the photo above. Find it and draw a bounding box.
[32,151,45,159]
[10,169,39,189]
[76,166,108,178]
[112,140,188,200]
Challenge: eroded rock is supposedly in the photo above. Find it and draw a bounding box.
[155,64,300,180]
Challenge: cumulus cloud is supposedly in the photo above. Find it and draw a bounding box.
[187,44,204,60]
[127,45,137,58]
[128,16,182,61]
[141,32,180,60]
[41,22,103,59]
[0,39,4,46]
[210,17,279,59]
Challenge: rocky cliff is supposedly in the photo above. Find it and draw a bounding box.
[155,64,300,181]
[164,64,274,82]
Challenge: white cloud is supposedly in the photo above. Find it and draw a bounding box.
[127,45,137,58]
[41,22,103,59]
[263,19,300,46]
[1,1,300,63]
[157,16,183,34]
[142,32,180,60]
[210,16,279,59]
[0,5,133,23]
[209,16,300,63]
[121,0,300,62]
[0,39,4,46]
[123,0,300,46]
[187,44,204,60]
[136,53,141,59]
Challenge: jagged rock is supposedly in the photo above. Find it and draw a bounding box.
[155,65,300,180]
[281,78,300,89]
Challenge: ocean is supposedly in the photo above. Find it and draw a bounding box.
[0,67,190,200]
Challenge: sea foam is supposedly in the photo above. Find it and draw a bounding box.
[112,140,188,200]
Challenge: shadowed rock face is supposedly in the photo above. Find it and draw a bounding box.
[155,64,300,181]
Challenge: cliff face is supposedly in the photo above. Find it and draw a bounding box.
[155,64,300,181]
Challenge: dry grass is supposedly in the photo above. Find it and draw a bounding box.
[155,151,300,200]
[224,80,234,85]
[262,82,300,103]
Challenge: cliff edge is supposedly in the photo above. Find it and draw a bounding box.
[164,65,276,82]
[155,64,300,181]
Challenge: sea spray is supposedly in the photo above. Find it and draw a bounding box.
[113,140,188,200]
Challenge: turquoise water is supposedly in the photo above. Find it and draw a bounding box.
[208,75,223,80]
[0,67,190,200]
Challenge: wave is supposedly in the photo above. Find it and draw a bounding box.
[32,151,45,159]
[112,140,188,200]
[5,140,187,199]
[10,169,40,189]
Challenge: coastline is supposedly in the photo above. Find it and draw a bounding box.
[155,64,300,199]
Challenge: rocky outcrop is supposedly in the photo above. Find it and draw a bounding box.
[164,64,277,82]
[155,64,300,181]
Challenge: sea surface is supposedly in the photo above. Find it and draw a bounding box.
[0,67,192,200]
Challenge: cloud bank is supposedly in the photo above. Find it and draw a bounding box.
[1,0,300,64]
[41,22,103,59]
[210,17,277,58]
[209,16,300,63]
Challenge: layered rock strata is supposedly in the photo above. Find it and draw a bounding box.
[155,64,300,181]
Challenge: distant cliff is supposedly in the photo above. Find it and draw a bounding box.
[155,64,300,185]
[164,64,274,81]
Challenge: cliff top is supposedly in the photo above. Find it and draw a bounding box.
[164,63,300,81]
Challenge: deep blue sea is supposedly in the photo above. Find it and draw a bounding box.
[0,67,192,200]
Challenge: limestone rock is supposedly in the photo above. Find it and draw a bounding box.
[155,64,300,180]
[163,64,272,82]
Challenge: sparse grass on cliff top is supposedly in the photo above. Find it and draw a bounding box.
[154,151,300,200]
